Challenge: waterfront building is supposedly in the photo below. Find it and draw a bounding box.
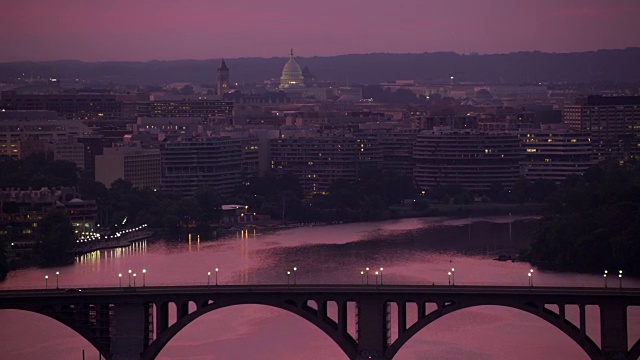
[95,143,161,189]
[0,187,96,244]
[65,198,98,232]
[270,133,382,196]
[221,204,254,224]
[413,127,523,192]
[520,124,595,182]
[160,136,243,198]
[563,96,640,161]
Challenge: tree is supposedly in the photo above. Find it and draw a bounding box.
[193,186,223,225]
[35,210,76,266]
[0,239,8,281]
[180,85,194,95]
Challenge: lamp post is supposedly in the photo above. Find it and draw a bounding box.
[379,267,384,285]
[118,273,122,288]
[366,267,370,285]
[604,270,608,288]
[451,268,455,286]
[287,270,291,285]
[293,266,297,285]
[142,269,146,287]
[619,270,623,288]
[56,271,60,289]
[529,269,534,287]
[215,268,219,286]
[45,275,48,289]
[375,271,379,285]
[133,273,137,288]
[360,271,364,285]
[128,269,132,287]
[207,272,211,286]
[448,271,452,285]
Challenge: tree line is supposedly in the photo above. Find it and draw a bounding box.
[4,154,636,278]
[522,161,640,276]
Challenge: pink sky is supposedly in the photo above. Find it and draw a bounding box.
[1,0,639,62]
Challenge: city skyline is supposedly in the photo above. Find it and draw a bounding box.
[1,0,640,62]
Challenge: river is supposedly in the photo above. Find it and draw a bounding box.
[1,215,639,360]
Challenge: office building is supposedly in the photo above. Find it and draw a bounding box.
[136,100,233,119]
[270,134,382,196]
[0,91,123,120]
[95,143,162,189]
[161,136,243,198]
[563,96,640,161]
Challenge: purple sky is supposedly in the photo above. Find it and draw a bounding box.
[2,0,640,62]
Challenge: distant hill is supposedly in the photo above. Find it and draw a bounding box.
[1,48,640,86]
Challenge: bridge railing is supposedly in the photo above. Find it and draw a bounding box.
[0,279,630,291]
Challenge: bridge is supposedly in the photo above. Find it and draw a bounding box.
[0,285,638,360]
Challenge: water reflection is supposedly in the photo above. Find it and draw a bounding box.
[75,240,148,266]
[1,216,639,360]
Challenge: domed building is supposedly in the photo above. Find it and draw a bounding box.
[280,49,305,89]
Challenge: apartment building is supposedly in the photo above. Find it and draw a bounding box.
[413,127,523,192]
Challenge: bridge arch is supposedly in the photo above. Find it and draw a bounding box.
[0,308,104,358]
[386,301,600,360]
[142,299,357,360]
[629,339,640,360]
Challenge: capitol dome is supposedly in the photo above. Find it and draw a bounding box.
[280,49,305,89]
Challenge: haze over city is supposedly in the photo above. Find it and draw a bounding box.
[1,1,640,360]
[2,0,640,62]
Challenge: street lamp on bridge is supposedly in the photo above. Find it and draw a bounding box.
[55,271,59,289]
[118,273,122,288]
[375,271,379,285]
[380,267,384,285]
[451,268,455,286]
[215,268,219,286]
[360,271,364,285]
[619,270,623,288]
[293,266,297,285]
[133,273,137,288]
[207,272,211,286]
[604,270,608,288]
[366,267,370,285]
[45,275,48,289]
[287,270,291,285]
[448,271,452,286]
[128,269,132,287]
[142,269,146,287]
[529,269,534,287]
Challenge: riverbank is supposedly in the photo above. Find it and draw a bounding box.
[421,202,544,217]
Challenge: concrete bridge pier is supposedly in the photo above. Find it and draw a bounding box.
[600,300,628,360]
[354,297,390,360]
[111,303,147,360]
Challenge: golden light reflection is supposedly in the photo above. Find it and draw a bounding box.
[75,239,147,265]
[239,228,250,284]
